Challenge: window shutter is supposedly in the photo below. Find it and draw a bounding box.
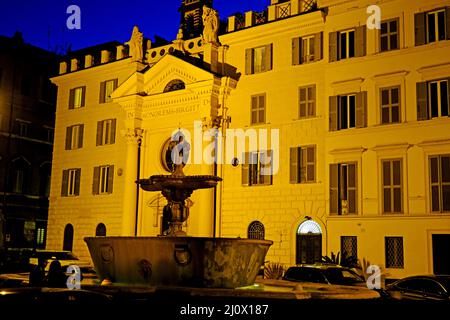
[260,150,273,185]
[242,152,250,186]
[78,125,84,148]
[96,121,103,146]
[355,26,367,57]
[300,148,307,183]
[356,91,368,128]
[80,86,86,107]
[329,164,339,214]
[245,49,253,75]
[74,169,81,196]
[329,32,338,62]
[92,166,100,195]
[99,81,106,104]
[414,13,426,46]
[65,126,72,150]
[290,147,299,183]
[329,96,338,131]
[307,146,316,182]
[447,8,450,40]
[61,170,69,197]
[113,78,118,90]
[259,95,266,123]
[314,32,323,61]
[107,165,114,194]
[416,82,428,121]
[348,164,357,214]
[110,119,117,144]
[264,44,273,72]
[292,37,302,65]
[69,89,75,109]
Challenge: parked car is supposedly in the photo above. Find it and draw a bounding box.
[283,264,366,286]
[29,250,89,272]
[385,275,450,301]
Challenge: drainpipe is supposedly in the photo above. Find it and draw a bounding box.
[134,137,142,236]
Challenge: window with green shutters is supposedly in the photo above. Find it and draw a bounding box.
[329,26,366,62]
[329,163,357,215]
[292,33,322,65]
[93,165,114,195]
[382,159,403,214]
[429,155,450,213]
[415,8,450,46]
[290,146,316,183]
[61,168,81,197]
[416,79,450,120]
[69,86,86,109]
[242,151,273,186]
[245,44,273,75]
[96,119,116,146]
[99,79,118,103]
[329,92,367,131]
[65,124,84,150]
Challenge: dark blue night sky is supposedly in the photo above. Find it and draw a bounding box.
[0,0,269,52]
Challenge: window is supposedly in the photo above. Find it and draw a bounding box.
[100,79,118,103]
[251,94,266,125]
[45,127,54,143]
[248,221,265,239]
[385,237,404,268]
[93,165,114,195]
[382,159,403,213]
[245,44,273,75]
[381,87,400,124]
[299,85,316,118]
[61,168,81,197]
[164,79,185,93]
[16,120,29,137]
[380,19,399,52]
[329,92,367,131]
[330,163,357,215]
[429,155,450,213]
[10,158,30,194]
[65,124,84,150]
[12,169,24,193]
[36,228,45,246]
[292,33,322,65]
[415,8,450,45]
[242,150,273,186]
[96,119,116,146]
[63,224,74,252]
[69,86,86,109]
[341,236,357,258]
[329,27,366,62]
[290,146,316,183]
[95,223,107,237]
[417,79,450,120]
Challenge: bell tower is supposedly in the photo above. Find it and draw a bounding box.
[179,0,213,39]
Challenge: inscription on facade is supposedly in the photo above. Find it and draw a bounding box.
[144,104,200,119]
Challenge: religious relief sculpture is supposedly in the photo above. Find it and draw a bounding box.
[126,26,144,62]
[201,6,220,45]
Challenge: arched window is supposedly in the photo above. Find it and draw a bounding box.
[297,220,322,234]
[163,79,185,93]
[63,224,74,252]
[248,221,265,240]
[95,223,107,237]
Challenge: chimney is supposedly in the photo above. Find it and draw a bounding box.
[203,43,219,74]
[70,58,78,72]
[85,54,94,68]
[101,50,111,63]
[59,62,67,75]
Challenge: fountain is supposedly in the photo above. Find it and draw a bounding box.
[84,163,273,288]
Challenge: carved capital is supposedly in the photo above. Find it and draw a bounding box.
[122,128,144,144]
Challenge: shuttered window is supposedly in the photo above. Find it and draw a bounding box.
[382,159,403,213]
[69,86,86,109]
[245,44,273,75]
[251,94,266,125]
[93,165,114,195]
[99,79,118,103]
[329,163,357,215]
[329,92,367,131]
[299,85,316,118]
[381,87,401,124]
[96,119,117,146]
[415,8,450,46]
[429,155,450,213]
[65,124,84,150]
[242,151,273,186]
[292,33,322,65]
[380,19,399,52]
[290,146,316,183]
[417,79,450,120]
[329,26,366,62]
[61,168,81,197]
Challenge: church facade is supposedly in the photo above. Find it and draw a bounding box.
[47,0,450,279]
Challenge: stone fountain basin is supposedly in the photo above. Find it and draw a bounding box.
[138,175,222,191]
[84,237,272,289]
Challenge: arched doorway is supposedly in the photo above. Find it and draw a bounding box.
[296,220,322,264]
[63,224,74,252]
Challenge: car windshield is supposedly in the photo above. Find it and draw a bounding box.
[324,268,364,285]
[436,277,450,292]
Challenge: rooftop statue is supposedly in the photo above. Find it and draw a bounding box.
[126,26,144,62]
[202,6,220,45]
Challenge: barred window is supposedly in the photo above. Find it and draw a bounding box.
[341,236,357,258]
[248,221,265,240]
[385,237,404,268]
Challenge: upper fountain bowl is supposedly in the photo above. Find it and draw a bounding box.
[138,175,222,192]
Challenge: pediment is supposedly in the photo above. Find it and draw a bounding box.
[112,54,216,100]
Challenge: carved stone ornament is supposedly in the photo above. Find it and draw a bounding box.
[126,26,144,62]
[202,6,220,45]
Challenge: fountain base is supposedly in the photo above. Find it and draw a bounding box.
[85,237,272,289]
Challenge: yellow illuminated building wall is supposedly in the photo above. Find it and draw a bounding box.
[47,0,450,279]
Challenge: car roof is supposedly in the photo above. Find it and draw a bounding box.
[393,275,450,281]
[288,264,351,270]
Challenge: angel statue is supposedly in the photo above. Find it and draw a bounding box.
[202,6,220,45]
[126,26,144,62]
